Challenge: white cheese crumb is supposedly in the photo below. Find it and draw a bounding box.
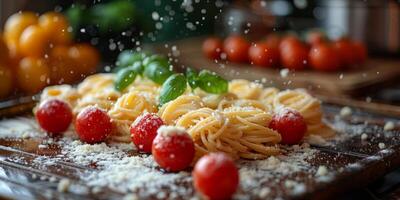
[340,106,352,117]
[361,133,368,140]
[384,121,395,131]
[57,179,71,192]
[378,143,386,149]
[284,180,296,188]
[49,176,57,182]
[316,166,328,176]
[258,187,271,198]
[157,125,187,137]
[38,144,47,149]
[280,68,289,78]
[123,194,139,200]
[307,135,326,145]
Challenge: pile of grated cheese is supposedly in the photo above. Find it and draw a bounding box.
[0,117,325,199]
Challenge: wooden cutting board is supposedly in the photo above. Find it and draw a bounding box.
[149,37,400,96]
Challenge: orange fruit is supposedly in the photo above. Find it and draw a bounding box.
[16,57,50,94]
[19,25,49,57]
[0,65,13,98]
[68,43,99,77]
[39,12,71,45]
[4,12,38,46]
[48,45,79,84]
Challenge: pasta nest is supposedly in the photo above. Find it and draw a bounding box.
[108,91,157,142]
[176,106,281,160]
[273,89,334,138]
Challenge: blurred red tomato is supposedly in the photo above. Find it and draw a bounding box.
[309,43,341,71]
[248,42,279,68]
[334,38,355,67]
[279,35,302,52]
[223,35,250,63]
[306,31,327,46]
[280,39,309,70]
[264,33,281,49]
[202,37,223,60]
[352,41,367,65]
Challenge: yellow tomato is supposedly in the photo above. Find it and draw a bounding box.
[19,25,49,58]
[39,12,71,45]
[17,57,50,94]
[4,12,38,46]
[68,44,99,76]
[0,35,10,65]
[0,65,13,98]
[49,45,79,84]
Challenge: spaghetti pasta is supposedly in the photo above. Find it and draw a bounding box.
[273,89,335,138]
[108,91,157,142]
[158,95,204,124]
[229,79,263,100]
[176,106,281,160]
[40,85,80,107]
[38,72,334,160]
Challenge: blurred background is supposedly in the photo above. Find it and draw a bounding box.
[0,0,399,103]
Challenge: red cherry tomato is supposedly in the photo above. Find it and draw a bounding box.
[223,35,250,63]
[264,33,281,49]
[352,41,367,65]
[306,31,326,46]
[202,37,223,60]
[152,126,195,172]
[36,99,72,135]
[280,39,309,70]
[309,43,341,71]
[193,153,239,200]
[75,107,112,144]
[334,38,355,66]
[279,35,301,52]
[248,42,279,68]
[130,113,164,153]
[269,108,307,145]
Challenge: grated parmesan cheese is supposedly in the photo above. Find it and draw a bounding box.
[383,121,395,131]
[340,106,352,117]
[157,125,187,137]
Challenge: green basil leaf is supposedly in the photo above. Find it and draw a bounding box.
[144,61,173,85]
[131,61,145,75]
[186,67,199,89]
[159,74,187,107]
[116,50,147,68]
[143,54,169,67]
[198,70,228,94]
[114,67,137,91]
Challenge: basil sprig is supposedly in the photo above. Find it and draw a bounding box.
[114,51,147,73]
[144,61,173,85]
[159,74,187,107]
[197,70,228,94]
[186,67,199,89]
[142,54,168,67]
[114,67,137,91]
